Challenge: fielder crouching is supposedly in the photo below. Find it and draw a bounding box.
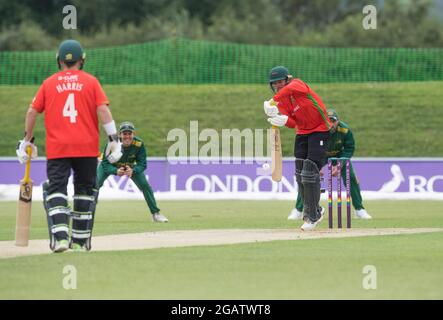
[97,121,169,223]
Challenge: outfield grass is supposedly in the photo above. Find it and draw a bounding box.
[1,82,443,157]
[1,200,443,299]
[1,232,443,299]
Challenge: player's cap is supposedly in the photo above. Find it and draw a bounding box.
[119,121,136,133]
[56,39,85,62]
[327,109,339,121]
[269,66,290,83]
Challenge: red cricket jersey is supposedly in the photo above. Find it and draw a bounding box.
[31,70,109,159]
[273,79,331,134]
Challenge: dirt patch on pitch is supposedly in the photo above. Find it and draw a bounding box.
[1,228,443,259]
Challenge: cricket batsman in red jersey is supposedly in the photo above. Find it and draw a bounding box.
[264,66,332,231]
[16,39,122,252]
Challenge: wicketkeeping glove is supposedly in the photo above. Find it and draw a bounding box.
[105,134,123,164]
[267,115,288,127]
[263,100,278,117]
[16,137,38,164]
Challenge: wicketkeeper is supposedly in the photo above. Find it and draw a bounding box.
[288,109,372,220]
[97,121,169,223]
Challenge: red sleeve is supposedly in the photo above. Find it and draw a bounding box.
[273,80,308,129]
[290,79,310,94]
[285,118,296,128]
[94,78,109,107]
[30,83,45,113]
[273,85,291,103]
[275,104,296,128]
[273,80,309,103]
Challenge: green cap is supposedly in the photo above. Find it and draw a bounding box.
[269,66,289,83]
[119,121,136,132]
[56,39,85,62]
[327,109,339,121]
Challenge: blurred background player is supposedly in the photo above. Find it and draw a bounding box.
[264,66,331,231]
[288,108,372,220]
[16,39,122,252]
[97,121,169,223]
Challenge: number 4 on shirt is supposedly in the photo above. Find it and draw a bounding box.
[63,93,78,123]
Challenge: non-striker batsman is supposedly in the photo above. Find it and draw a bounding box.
[17,39,122,252]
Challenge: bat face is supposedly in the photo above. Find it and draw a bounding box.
[16,179,33,247]
[15,147,33,247]
[271,127,283,182]
[267,99,283,182]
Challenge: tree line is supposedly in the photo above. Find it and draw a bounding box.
[1,0,442,50]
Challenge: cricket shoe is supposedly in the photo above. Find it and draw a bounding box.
[300,208,324,231]
[152,213,169,223]
[70,242,87,252]
[355,209,372,219]
[288,208,303,220]
[53,239,69,253]
[300,220,317,231]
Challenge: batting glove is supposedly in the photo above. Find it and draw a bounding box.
[105,134,123,164]
[263,100,278,117]
[268,115,288,127]
[16,137,38,164]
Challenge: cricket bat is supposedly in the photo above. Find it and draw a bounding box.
[15,146,33,247]
[268,99,283,182]
[270,125,282,182]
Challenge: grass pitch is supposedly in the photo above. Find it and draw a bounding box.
[1,199,443,299]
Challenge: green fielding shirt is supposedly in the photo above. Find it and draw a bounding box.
[326,121,355,160]
[100,136,147,175]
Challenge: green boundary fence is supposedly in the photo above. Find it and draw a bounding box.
[1,38,442,84]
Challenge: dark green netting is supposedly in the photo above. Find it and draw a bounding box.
[1,38,442,84]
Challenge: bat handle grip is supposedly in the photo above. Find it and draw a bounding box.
[23,146,32,182]
[26,146,32,156]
